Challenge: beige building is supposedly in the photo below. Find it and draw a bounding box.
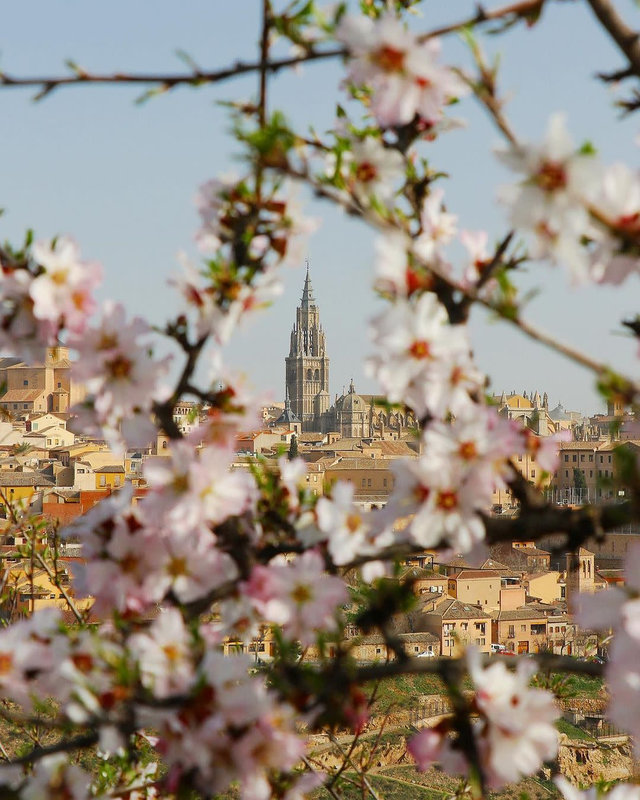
[417,598,491,657]
[491,608,548,654]
[522,571,562,604]
[0,347,85,418]
[323,458,395,502]
[447,569,501,611]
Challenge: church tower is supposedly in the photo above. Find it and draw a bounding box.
[286,264,330,431]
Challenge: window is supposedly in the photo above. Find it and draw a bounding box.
[383,478,387,487]
[362,478,366,487]
[508,626,515,638]
[24,404,28,409]
[589,454,593,461]
[376,647,382,654]
[590,470,593,477]
[367,478,371,487]
[57,382,62,388]
[23,380,28,386]
[99,475,106,487]
[521,624,526,631]
[581,455,585,462]
[476,638,485,646]
[531,470,536,477]
[608,455,612,463]
[572,455,577,462]
[114,476,121,487]
[564,455,569,462]
[518,455,523,462]
[565,470,569,478]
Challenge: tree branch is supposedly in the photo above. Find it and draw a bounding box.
[586,0,640,80]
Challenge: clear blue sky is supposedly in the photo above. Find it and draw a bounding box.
[1,1,638,415]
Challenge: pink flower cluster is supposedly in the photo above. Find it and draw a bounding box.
[242,549,347,646]
[64,438,256,616]
[0,236,101,361]
[69,301,171,449]
[408,649,559,789]
[498,113,640,285]
[140,649,305,800]
[575,542,640,744]
[336,14,466,128]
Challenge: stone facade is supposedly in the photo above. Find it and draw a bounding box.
[284,268,417,439]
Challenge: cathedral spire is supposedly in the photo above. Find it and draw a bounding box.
[301,259,316,308]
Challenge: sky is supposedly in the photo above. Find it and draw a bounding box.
[1,1,639,417]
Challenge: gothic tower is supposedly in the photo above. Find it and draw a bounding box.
[286,264,330,432]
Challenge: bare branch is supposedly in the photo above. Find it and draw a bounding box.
[586,0,640,80]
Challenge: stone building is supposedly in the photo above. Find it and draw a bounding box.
[284,267,417,438]
[0,346,85,418]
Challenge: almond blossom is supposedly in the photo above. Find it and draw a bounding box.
[367,292,470,418]
[576,542,640,743]
[129,608,195,699]
[413,188,457,263]
[30,236,102,335]
[141,439,257,533]
[589,162,640,284]
[20,754,92,800]
[409,649,558,789]
[496,113,600,281]
[70,301,171,443]
[141,651,305,800]
[315,480,389,565]
[326,135,405,206]
[243,550,347,647]
[555,775,640,800]
[336,14,466,127]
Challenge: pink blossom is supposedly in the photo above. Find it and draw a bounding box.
[244,550,347,645]
[336,14,466,127]
[30,236,102,335]
[413,189,457,262]
[129,608,195,699]
[21,754,92,800]
[368,293,470,417]
[496,113,601,282]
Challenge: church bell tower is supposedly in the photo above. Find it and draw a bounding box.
[286,263,330,431]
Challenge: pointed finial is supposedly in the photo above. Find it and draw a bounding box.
[301,260,316,308]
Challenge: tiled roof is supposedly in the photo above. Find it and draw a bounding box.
[493,608,548,621]
[514,547,550,557]
[0,390,46,403]
[432,598,491,620]
[0,471,54,487]
[450,569,500,580]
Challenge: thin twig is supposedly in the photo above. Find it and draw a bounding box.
[0,0,553,102]
[586,0,640,80]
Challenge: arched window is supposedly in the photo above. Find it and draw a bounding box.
[314,369,319,380]
[306,369,312,380]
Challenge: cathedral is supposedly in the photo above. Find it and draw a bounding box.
[281,266,417,439]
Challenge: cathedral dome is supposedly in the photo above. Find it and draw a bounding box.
[340,379,365,412]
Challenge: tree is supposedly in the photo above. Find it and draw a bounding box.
[0,1,639,799]
[573,468,587,492]
[287,433,299,460]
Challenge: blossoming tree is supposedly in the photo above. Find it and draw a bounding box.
[0,1,639,798]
